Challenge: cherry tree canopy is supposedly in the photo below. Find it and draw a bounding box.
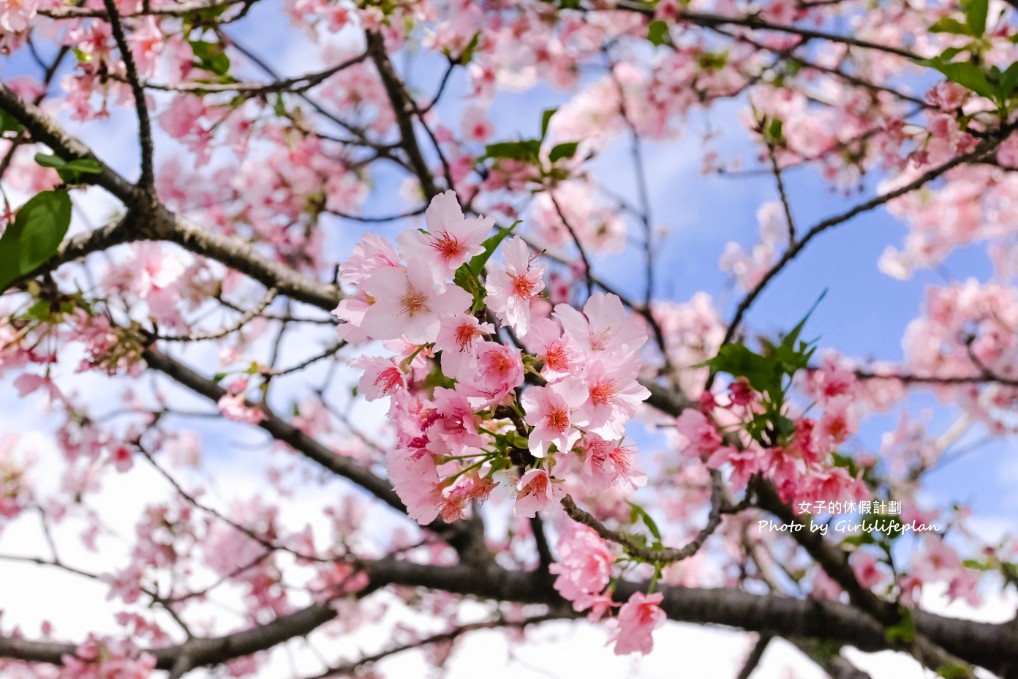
[1,0,1018,677]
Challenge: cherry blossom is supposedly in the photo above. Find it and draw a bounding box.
[397,190,494,277]
[521,382,586,458]
[485,235,547,336]
[514,468,563,518]
[608,591,665,655]
[359,256,472,343]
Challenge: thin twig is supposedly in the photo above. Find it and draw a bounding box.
[102,0,155,192]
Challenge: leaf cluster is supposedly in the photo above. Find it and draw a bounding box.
[697,294,823,447]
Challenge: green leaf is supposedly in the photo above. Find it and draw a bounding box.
[20,300,52,322]
[273,93,287,117]
[62,159,102,174]
[937,663,974,679]
[647,19,670,46]
[840,533,876,547]
[35,153,102,184]
[540,108,557,140]
[831,451,861,477]
[764,118,784,145]
[939,46,967,61]
[506,430,529,449]
[998,62,1018,99]
[697,343,781,400]
[0,190,72,293]
[467,221,519,276]
[0,110,24,134]
[549,141,579,163]
[928,16,972,35]
[767,290,825,377]
[452,220,520,305]
[482,140,542,163]
[459,31,481,65]
[696,50,729,70]
[962,0,988,37]
[628,501,663,542]
[920,58,997,99]
[33,153,68,170]
[884,608,915,645]
[189,40,231,77]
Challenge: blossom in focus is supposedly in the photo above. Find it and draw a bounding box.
[359,256,471,343]
[485,235,547,337]
[514,468,563,518]
[398,190,493,277]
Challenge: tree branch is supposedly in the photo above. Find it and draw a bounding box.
[4,559,1014,673]
[366,31,440,200]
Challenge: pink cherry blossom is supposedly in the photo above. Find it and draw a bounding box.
[514,468,563,518]
[0,0,39,33]
[428,388,485,456]
[459,341,524,405]
[567,354,651,440]
[523,317,583,381]
[434,313,494,377]
[554,292,647,357]
[359,256,472,343]
[485,236,547,336]
[608,591,665,655]
[397,190,493,277]
[675,409,723,458]
[339,233,401,286]
[851,550,888,591]
[217,378,266,425]
[350,356,407,402]
[388,449,441,525]
[581,435,646,491]
[521,382,586,458]
[549,525,613,612]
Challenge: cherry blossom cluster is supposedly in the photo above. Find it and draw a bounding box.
[676,358,873,510]
[336,190,668,653]
[335,190,650,523]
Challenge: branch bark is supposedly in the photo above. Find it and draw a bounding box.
[3,560,1016,674]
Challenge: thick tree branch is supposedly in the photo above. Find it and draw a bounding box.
[3,560,1015,673]
[0,84,140,202]
[164,211,341,311]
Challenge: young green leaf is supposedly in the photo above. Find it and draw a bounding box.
[884,608,915,644]
[0,190,72,293]
[482,140,542,163]
[34,153,68,170]
[920,58,997,99]
[697,343,781,401]
[548,141,579,163]
[647,19,670,46]
[540,108,557,140]
[998,62,1018,100]
[452,220,520,306]
[928,16,972,35]
[0,110,24,134]
[961,0,988,37]
[459,31,481,65]
[628,501,663,543]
